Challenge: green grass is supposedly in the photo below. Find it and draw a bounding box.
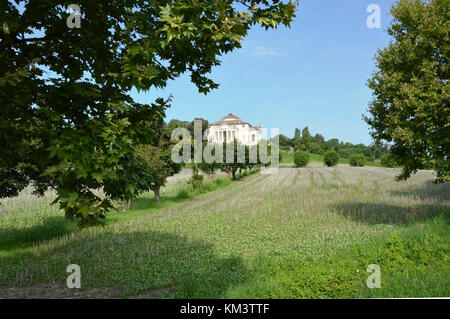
[224,215,449,298]
[0,166,448,298]
[0,171,251,258]
[280,151,382,167]
[105,176,235,225]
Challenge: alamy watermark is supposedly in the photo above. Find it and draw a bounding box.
[66,264,81,289]
[66,4,81,29]
[170,120,280,174]
[366,4,381,29]
[366,264,381,288]
[65,4,381,31]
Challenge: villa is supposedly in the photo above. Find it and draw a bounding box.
[207,113,261,145]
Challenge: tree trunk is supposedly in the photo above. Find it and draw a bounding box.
[232,169,236,180]
[154,185,161,203]
[123,199,131,211]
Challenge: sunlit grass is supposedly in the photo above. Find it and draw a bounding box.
[0,166,448,298]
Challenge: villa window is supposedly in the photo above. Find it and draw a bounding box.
[252,134,255,142]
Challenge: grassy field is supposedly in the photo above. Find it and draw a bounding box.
[0,166,449,298]
[280,151,383,167]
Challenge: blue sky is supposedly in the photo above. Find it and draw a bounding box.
[131,0,397,145]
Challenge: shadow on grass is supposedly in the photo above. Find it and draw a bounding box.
[332,201,449,225]
[0,178,235,253]
[0,216,77,252]
[129,193,190,211]
[108,177,237,222]
[0,229,249,299]
[390,181,450,202]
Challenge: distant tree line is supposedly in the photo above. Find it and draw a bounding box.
[166,118,271,181]
[276,126,390,160]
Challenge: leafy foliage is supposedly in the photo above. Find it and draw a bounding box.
[293,128,302,150]
[134,126,182,203]
[349,154,366,167]
[365,0,449,182]
[324,150,339,167]
[198,160,221,179]
[277,129,390,159]
[381,154,397,168]
[220,140,248,180]
[44,101,168,225]
[0,1,296,223]
[188,172,204,190]
[293,151,310,167]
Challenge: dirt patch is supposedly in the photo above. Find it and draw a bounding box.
[0,282,122,299]
[133,285,178,299]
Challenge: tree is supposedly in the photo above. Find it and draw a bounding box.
[381,154,397,168]
[314,133,325,145]
[370,140,390,159]
[187,118,209,139]
[198,161,219,179]
[294,151,309,168]
[198,143,221,178]
[0,1,297,223]
[135,127,181,203]
[221,140,247,180]
[324,150,339,167]
[301,126,311,151]
[277,134,294,150]
[365,0,449,182]
[188,163,204,189]
[167,119,190,132]
[309,142,321,154]
[325,138,340,152]
[349,154,366,167]
[293,128,302,150]
[247,145,262,171]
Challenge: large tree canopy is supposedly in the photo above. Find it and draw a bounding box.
[365,0,449,182]
[0,0,296,223]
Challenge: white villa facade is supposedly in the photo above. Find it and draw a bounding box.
[207,113,262,146]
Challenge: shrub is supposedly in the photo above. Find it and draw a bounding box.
[198,161,220,178]
[188,174,204,189]
[381,154,396,168]
[294,151,310,168]
[324,150,339,167]
[176,188,191,200]
[349,154,366,167]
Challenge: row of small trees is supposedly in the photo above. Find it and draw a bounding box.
[191,140,271,189]
[293,150,397,168]
[135,136,271,205]
[294,150,340,168]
